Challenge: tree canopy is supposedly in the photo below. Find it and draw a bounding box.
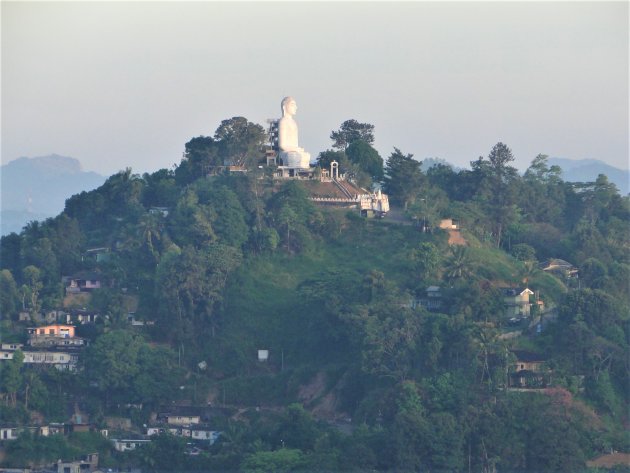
[330,119,375,150]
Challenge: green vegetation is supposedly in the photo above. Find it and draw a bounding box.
[0,119,628,472]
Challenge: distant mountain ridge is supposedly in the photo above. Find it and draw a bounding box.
[548,157,628,194]
[421,156,628,195]
[1,154,105,235]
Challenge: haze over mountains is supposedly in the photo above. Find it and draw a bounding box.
[547,157,629,195]
[1,154,105,235]
[1,154,627,236]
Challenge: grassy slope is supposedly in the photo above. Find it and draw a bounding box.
[211,209,568,406]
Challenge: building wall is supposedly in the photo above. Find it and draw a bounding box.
[514,360,543,372]
[29,325,75,338]
[166,415,200,425]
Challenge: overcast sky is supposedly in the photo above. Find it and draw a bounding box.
[2,1,628,176]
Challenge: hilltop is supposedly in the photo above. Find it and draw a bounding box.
[0,124,628,472]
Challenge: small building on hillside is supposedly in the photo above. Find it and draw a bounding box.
[62,309,101,325]
[149,207,170,217]
[412,286,443,312]
[0,427,19,441]
[55,453,99,473]
[146,424,221,444]
[84,247,110,263]
[0,345,80,371]
[27,324,86,349]
[29,336,85,348]
[439,218,460,230]
[28,324,75,338]
[509,350,550,388]
[22,350,80,371]
[165,414,200,426]
[110,438,151,452]
[540,258,578,279]
[502,287,535,318]
[63,273,102,294]
[1,343,23,351]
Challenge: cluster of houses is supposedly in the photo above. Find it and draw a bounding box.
[0,446,101,473]
[1,405,222,470]
[0,324,85,371]
[408,280,554,390]
[109,407,222,454]
[1,417,104,442]
[411,284,543,321]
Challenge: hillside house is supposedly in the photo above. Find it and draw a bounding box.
[84,247,110,263]
[191,427,221,443]
[146,425,220,444]
[166,414,200,426]
[63,273,102,294]
[28,324,75,338]
[1,343,23,351]
[127,313,154,327]
[0,427,19,441]
[61,309,100,325]
[56,453,99,473]
[412,286,443,312]
[0,347,79,371]
[540,258,578,279]
[27,324,86,349]
[149,207,169,217]
[503,288,534,318]
[23,351,79,371]
[509,350,550,388]
[110,438,151,452]
[439,218,460,230]
[0,425,55,441]
[29,336,85,348]
[157,405,207,425]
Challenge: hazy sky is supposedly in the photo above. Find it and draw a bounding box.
[2,1,628,176]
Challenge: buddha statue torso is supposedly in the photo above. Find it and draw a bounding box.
[278,97,310,168]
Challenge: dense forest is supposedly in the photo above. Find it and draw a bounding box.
[0,117,628,472]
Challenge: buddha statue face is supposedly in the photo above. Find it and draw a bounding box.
[281,96,297,117]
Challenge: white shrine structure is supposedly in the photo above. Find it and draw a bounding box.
[265,97,389,217]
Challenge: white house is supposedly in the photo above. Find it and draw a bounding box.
[0,427,19,440]
[503,287,535,318]
[1,343,23,351]
[110,438,151,452]
[146,425,221,444]
[0,350,80,371]
[191,428,221,444]
[166,415,200,425]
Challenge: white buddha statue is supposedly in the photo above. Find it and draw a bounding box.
[278,96,311,168]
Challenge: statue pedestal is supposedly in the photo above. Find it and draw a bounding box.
[280,150,311,169]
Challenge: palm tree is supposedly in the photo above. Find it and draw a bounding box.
[137,213,163,260]
[472,322,506,390]
[518,259,543,288]
[444,246,474,283]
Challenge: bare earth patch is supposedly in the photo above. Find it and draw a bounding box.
[447,229,467,246]
[587,452,630,469]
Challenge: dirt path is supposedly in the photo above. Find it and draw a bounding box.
[447,229,467,245]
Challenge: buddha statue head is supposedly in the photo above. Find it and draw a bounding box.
[281,96,297,117]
